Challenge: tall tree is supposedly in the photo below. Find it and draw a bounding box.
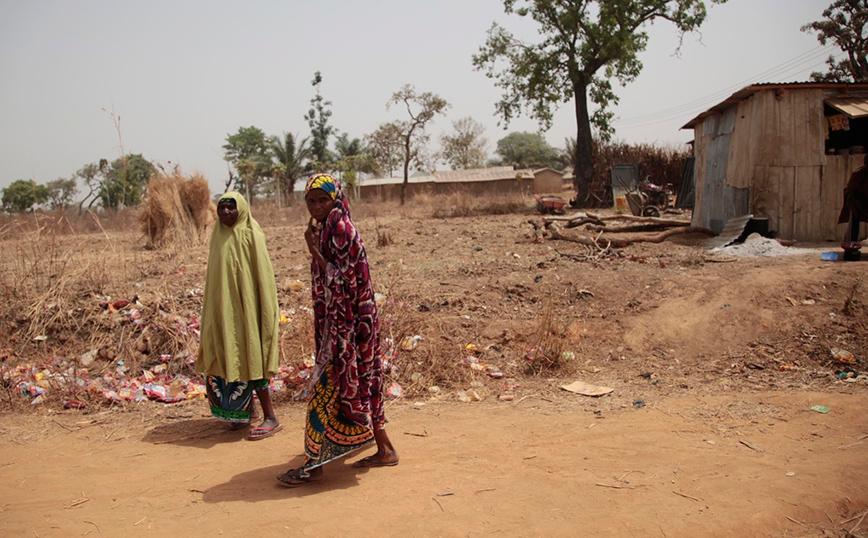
[364,123,405,178]
[802,0,868,82]
[387,84,450,205]
[494,131,565,169]
[101,154,153,209]
[45,178,78,210]
[269,132,311,204]
[223,126,271,198]
[440,117,489,170]
[473,0,724,205]
[2,179,49,213]
[305,71,336,169]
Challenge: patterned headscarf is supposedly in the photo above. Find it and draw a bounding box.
[305,173,337,200]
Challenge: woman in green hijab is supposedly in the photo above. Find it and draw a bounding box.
[196,192,281,440]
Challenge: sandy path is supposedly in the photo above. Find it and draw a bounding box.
[1,391,867,537]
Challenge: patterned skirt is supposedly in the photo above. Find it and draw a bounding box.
[206,375,269,423]
[302,366,375,471]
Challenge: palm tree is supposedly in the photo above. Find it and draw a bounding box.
[269,133,311,204]
[335,133,368,189]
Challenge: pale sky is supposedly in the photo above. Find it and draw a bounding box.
[0,0,835,195]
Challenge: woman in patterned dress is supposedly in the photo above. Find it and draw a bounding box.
[276,174,398,487]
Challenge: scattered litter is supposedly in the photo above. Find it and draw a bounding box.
[386,381,404,399]
[400,335,421,350]
[821,252,839,261]
[560,380,614,397]
[632,399,646,409]
[831,348,855,364]
[810,405,830,414]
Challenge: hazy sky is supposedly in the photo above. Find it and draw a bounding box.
[0,0,835,195]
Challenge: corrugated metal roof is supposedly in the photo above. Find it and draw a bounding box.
[826,96,868,118]
[682,82,868,129]
[359,166,534,187]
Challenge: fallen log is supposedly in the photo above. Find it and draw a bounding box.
[620,226,717,244]
[586,224,671,234]
[589,214,692,227]
[541,213,605,228]
[548,222,631,248]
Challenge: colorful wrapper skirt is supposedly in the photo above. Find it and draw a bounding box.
[206,375,269,423]
[302,366,374,471]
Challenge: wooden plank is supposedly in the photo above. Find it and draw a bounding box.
[778,89,795,166]
[757,91,780,166]
[793,166,818,240]
[822,156,845,241]
[765,165,782,235]
[728,100,754,189]
[771,166,796,239]
[796,89,826,167]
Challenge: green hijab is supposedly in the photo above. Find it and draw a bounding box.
[196,192,279,381]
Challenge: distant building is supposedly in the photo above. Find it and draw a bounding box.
[357,166,537,200]
[682,82,868,241]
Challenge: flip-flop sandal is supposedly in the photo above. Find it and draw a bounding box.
[247,424,282,441]
[352,455,399,468]
[275,469,323,488]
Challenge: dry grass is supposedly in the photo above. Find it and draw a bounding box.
[138,172,214,249]
[412,191,532,218]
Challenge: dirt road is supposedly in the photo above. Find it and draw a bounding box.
[1,389,866,537]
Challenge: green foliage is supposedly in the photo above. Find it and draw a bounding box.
[334,133,371,184]
[2,179,49,213]
[305,71,336,166]
[802,0,868,82]
[365,123,405,177]
[100,154,154,209]
[45,178,78,210]
[440,117,489,170]
[473,0,724,189]
[387,84,450,204]
[493,131,565,169]
[223,126,271,196]
[269,132,311,203]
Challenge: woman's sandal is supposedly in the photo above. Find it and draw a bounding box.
[275,468,323,488]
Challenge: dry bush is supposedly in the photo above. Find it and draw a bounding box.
[139,172,214,249]
[410,191,531,218]
[526,294,573,375]
[583,139,691,207]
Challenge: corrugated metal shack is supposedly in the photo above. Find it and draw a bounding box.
[683,82,868,241]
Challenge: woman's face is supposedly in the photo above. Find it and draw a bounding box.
[305,189,335,222]
[217,199,239,227]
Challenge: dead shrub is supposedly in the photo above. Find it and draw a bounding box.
[526,294,572,375]
[427,192,532,218]
[139,171,214,249]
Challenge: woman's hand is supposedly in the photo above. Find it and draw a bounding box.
[305,218,327,271]
[305,218,321,253]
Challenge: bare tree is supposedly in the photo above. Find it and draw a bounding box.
[387,85,450,205]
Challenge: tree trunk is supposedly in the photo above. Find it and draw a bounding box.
[572,78,594,207]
